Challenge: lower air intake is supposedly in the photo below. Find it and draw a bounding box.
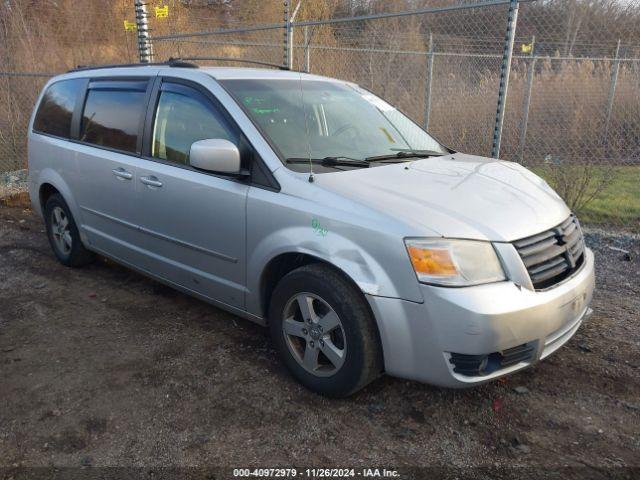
[449,343,535,377]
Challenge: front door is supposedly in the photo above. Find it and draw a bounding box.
[133,80,248,309]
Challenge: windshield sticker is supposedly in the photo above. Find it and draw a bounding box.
[379,127,396,143]
[251,107,280,115]
[361,93,395,112]
[243,96,279,115]
[312,218,328,237]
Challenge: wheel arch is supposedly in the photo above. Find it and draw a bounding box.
[32,168,82,225]
[260,252,358,321]
[39,182,60,212]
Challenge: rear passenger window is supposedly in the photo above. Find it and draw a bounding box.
[152,88,235,165]
[80,88,146,153]
[33,79,84,138]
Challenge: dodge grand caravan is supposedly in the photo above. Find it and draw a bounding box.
[28,63,595,397]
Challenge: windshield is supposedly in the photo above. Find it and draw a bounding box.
[220,79,447,171]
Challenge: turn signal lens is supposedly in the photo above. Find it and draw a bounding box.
[407,246,458,276]
[405,238,506,287]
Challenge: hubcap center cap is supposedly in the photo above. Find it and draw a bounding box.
[309,325,322,341]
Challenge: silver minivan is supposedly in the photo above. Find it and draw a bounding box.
[28,63,595,397]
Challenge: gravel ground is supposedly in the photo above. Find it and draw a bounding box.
[0,204,639,473]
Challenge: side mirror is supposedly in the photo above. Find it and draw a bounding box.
[190,139,243,176]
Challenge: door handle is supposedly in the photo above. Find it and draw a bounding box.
[140,175,163,188]
[112,167,133,180]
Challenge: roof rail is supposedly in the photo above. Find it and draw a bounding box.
[67,56,289,73]
[68,59,198,73]
[175,56,289,71]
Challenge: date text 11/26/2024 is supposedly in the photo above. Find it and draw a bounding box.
[233,468,400,478]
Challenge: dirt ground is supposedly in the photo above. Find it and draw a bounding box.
[1,204,639,474]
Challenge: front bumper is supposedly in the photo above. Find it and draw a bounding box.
[366,247,595,387]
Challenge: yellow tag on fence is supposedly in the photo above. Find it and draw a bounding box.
[124,20,137,32]
[521,43,533,54]
[155,5,169,18]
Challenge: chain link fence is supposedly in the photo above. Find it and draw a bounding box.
[289,2,513,162]
[0,0,136,178]
[0,73,48,175]
[1,0,639,232]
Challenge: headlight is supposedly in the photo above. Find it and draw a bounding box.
[405,238,506,286]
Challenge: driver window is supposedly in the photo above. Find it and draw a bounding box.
[152,88,234,165]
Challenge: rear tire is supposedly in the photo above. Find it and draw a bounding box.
[44,193,95,267]
[269,263,383,397]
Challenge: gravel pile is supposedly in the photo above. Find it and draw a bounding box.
[584,229,639,265]
[0,169,28,200]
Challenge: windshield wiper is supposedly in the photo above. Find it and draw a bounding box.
[365,150,445,162]
[285,156,370,168]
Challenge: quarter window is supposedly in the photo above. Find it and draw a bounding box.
[80,89,146,153]
[152,89,234,165]
[33,79,84,138]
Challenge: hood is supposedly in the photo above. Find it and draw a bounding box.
[314,152,570,242]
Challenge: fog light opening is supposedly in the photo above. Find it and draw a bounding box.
[449,343,535,377]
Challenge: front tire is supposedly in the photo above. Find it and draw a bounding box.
[44,193,95,267]
[269,264,383,397]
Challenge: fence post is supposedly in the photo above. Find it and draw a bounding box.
[518,35,536,163]
[288,1,302,70]
[423,32,434,131]
[134,0,153,63]
[491,0,520,159]
[303,26,311,72]
[604,39,621,144]
[283,0,291,69]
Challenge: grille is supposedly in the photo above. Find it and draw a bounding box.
[513,214,585,290]
[449,343,535,377]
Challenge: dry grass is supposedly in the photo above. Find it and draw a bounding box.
[1,1,639,229]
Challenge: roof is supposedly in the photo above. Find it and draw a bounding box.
[60,63,342,83]
[201,67,340,82]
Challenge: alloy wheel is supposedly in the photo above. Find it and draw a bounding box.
[282,292,347,377]
[51,206,72,255]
